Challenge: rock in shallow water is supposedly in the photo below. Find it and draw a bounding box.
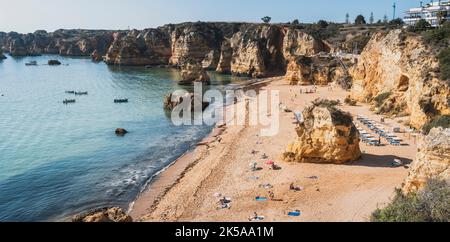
[72,207,132,222]
[48,60,61,65]
[115,128,128,136]
[163,92,210,112]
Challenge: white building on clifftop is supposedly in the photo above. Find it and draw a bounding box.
[404,1,450,27]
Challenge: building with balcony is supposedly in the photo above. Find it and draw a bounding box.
[404,1,450,27]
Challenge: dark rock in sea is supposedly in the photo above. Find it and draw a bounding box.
[48,60,62,65]
[72,207,133,223]
[115,128,128,136]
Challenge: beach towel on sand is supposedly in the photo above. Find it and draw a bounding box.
[288,211,301,217]
[255,197,268,201]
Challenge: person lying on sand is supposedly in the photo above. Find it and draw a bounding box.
[249,212,265,221]
[267,191,283,202]
[290,183,303,192]
[217,197,232,210]
[270,163,281,170]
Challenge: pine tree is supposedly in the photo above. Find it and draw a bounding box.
[370,12,374,25]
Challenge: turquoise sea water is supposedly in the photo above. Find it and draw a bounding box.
[0,55,246,221]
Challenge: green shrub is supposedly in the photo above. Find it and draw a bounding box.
[422,115,450,134]
[371,179,450,222]
[374,92,392,106]
[345,96,357,106]
[419,97,437,116]
[302,22,340,40]
[422,22,450,45]
[343,34,371,53]
[408,19,431,32]
[438,48,450,81]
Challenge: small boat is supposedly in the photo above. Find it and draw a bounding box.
[63,99,76,104]
[65,91,75,94]
[74,91,88,95]
[25,61,37,66]
[114,98,129,103]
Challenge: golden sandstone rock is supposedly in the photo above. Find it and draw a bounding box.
[350,29,450,129]
[180,59,210,85]
[403,128,450,194]
[284,99,361,164]
[72,207,132,223]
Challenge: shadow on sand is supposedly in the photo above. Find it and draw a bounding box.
[347,154,413,168]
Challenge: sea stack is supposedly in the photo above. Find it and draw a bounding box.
[48,60,62,65]
[163,92,209,112]
[179,59,210,85]
[283,99,361,164]
[403,128,450,194]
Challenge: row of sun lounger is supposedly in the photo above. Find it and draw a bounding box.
[356,115,403,146]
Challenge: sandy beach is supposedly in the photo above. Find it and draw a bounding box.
[130,77,418,222]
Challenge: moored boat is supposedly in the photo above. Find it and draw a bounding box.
[63,99,76,104]
[25,61,37,66]
[114,98,129,103]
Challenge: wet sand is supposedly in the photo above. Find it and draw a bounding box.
[131,77,418,222]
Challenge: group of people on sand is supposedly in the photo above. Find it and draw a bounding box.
[299,86,318,94]
[217,147,306,220]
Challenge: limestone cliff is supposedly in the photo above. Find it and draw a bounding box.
[282,28,340,86]
[350,30,450,129]
[229,25,286,77]
[283,99,361,164]
[403,128,450,194]
[285,56,345,86]
[104,29,171,65]
[102,23,330,78]
[1,23,335,80]
[179,59,210,85]
[0,30,114,57]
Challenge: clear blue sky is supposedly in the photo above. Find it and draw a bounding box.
[0,0,424,33]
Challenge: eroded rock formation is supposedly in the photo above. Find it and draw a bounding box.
[0,30,114,57]
[72,207,132,223]
[1,23,338,80]
[283,99,361,164]
[350,30,450,129]
[102,23,333,78]
[179,59,210,84]
[104,29,171,66]
[163,92,209,112]
[403,128,450,194]
[285,56,345,86]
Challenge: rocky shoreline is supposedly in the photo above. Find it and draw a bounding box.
[2,23,448,130]
[3,22,448,222]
